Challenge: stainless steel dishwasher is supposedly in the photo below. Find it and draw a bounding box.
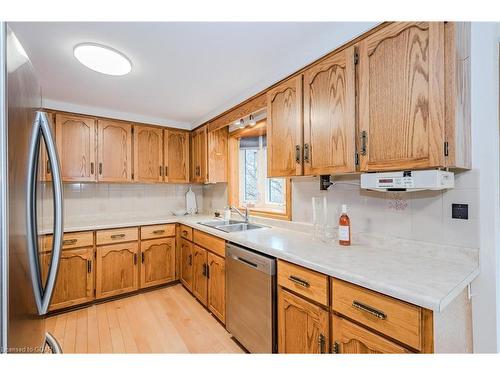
[225,243,276,353]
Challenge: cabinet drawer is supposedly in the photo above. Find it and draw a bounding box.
[193,229,225,258]
[179,225,193,241]
[43,231,94,252]
[331,278,423,351]
[141,224,175,240]
[277,260,328,306]
[96,227,138,245]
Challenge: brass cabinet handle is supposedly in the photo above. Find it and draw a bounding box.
[202,263,207,277]
[295,145,301,164]
[98,162,103,175]
[152,229,165,234]
[111,233,126,239]
[188,254,192,266]
[159,166,163,176]
[360,131,367,156]
[288,275,310,288]
[46,160,51,175]
[182,230,188,237]
[164,166,168,177]
[63,239,77,245]
[87,260,92,273]
[318,333,325,354]
[90,162,94,175]
[141,253,145,264]
[352,300,387,320]
[304,143,310,163]
[133,253,138,265]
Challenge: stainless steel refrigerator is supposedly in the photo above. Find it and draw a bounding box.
[0,22,64,353]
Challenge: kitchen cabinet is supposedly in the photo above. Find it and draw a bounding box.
[331,314,411,354]
[140,237,176,288]
[55,113,97,182]
[40,247,94,311]
[277,287,329,353]
[207,252,225,323]
[267,75,303,177]
[180,238,194,291]
[192,244,208,306]
[190,125,227,183]
[303,46,356,175]
[191,125,207,183]
[358,22,445,172]
[97,119,133,182]
[164,129,190,183]
[133,125,163,183]
[96,241,139,299]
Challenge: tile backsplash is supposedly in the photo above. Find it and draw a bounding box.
[41,183,203,225]
[292,170,480,248]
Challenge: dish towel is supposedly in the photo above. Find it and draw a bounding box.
[186,185,197,214]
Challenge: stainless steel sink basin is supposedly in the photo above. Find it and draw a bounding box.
[215,223,264,232]
[198,220,265,232]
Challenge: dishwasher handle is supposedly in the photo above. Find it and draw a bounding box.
[232,255,258,269]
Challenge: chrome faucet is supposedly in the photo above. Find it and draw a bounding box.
[230,205,249,223]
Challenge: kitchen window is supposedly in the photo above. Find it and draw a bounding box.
[228,120,291,220]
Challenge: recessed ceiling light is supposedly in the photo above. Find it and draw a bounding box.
[73,43,132,76]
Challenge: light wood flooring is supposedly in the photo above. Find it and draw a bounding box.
[45,284,244,353]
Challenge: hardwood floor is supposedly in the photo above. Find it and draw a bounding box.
[45,284,244,353]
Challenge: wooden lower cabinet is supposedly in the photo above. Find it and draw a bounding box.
[96,241,139,299]
[207,252,225,323]
[331,314,411,354]
[41,247,94,311]
[140,237,175,288]
[192,245,208,306]
[277,287,329,353]
[180,238,193,291]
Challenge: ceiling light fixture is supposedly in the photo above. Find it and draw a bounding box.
[248,114,256,127]
[238,119,245,129]
[73,43,132,76]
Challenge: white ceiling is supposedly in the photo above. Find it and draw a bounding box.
[10,22,377,129]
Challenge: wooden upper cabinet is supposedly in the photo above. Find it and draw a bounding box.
[358,22,445,172]
[207,127,228,183]
[277,288,329,354]
[133,125,163,183]
[331,314,411,354]
[190,126,208,183]
[97,120,133,182]
[55,113,97,182]
[267,75,303,177]
[303,47,356,175]
[164,129,190,183]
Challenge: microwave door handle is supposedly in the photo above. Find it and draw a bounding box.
[26,111,64,315]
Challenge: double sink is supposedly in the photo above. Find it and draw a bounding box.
[199,219,265,233]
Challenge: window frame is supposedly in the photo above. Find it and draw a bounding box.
[228,120,292,221]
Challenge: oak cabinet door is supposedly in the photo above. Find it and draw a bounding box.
[133,125,163,183]
[267,75,303,177]
[96,242,139,299]
[192,245,208,306]
[207,127,228,183]
[303,47,356,175]
[331,314,411,354]
[191,126,207,183]
[207,252,225,323]
[278,288,329,353]
[41,247,94,311]
[55,113,97,182]
[358,22,445,172]
[97,120,132,182]
[164,130,190,183]
[180,238,193,291]
[140,238,175,288]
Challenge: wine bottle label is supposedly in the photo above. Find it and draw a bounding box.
[339,225,350,241]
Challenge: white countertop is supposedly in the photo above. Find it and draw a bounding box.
[45,214,479,312]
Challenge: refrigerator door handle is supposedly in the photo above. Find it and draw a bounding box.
[26,111,64,315]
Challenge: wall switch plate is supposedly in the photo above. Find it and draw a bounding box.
[452,203,468,220]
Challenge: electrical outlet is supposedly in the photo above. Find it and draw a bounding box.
[452,203,468,220]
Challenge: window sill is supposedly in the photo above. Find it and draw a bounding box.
[241,207,291,221]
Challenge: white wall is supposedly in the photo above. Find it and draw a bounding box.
[469,22,500,353]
